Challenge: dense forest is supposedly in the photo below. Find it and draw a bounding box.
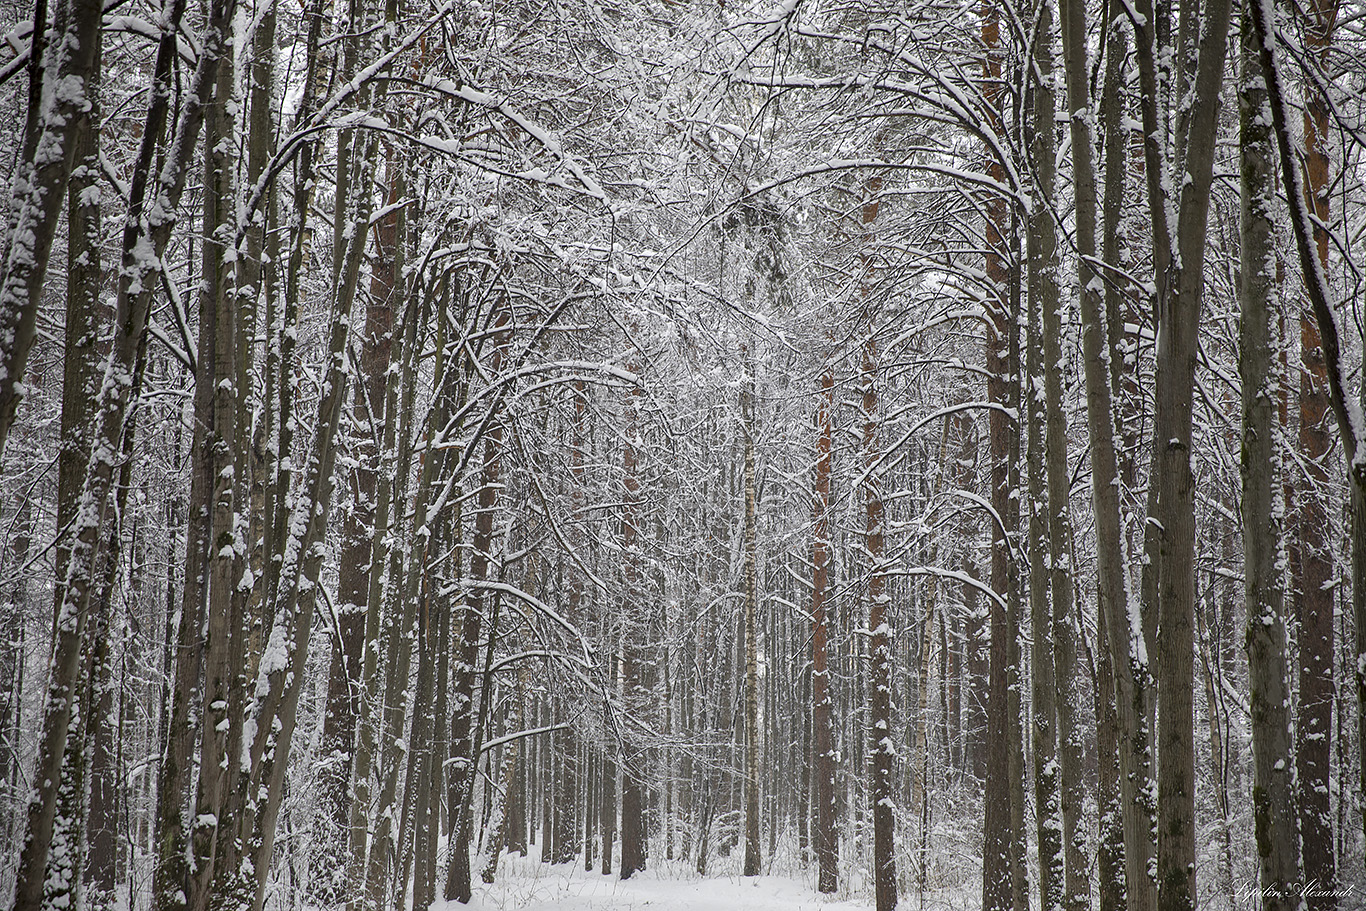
[0,0,1363,907]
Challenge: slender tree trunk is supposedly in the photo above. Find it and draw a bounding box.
[327,145,400,839]
[1025,15,1063,908]
[482,673,528,883]
[1029,13,1090,906]
[446,306,509,903]
[186,36,244,911]
[1094,17,1130,911]
[811,368,838,894]
[601,654,618,877]
[619,366,648,881]
[345,190,421,911]
[741,366,762,878]
[1238,13,1301,907]
[863,333,897,911]
[1294,0,1340,901]
[1059,1,1156,908]
[980,2,1021,897]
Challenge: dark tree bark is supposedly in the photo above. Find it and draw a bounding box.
[0,0,103,455]
[811,368,838,894]
[980,3,1022,904]
[1293,0,1340,901]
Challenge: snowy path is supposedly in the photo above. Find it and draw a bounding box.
[447,852,876,911]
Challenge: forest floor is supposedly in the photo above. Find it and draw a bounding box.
[447,850,881,911]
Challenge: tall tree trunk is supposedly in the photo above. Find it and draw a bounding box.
[1141,1,1232,909]
[741,365,762,878]
[446,304,509,903]
[1025,11,1063,908]
[1030,11,1090,906]
[980,2,1020,902]
[1294,0,1340,900]
[863,333,897,911]
[811,368,838,894]
[1238,11,1301,908]
[327,144,400,839]
[345,186,421,911]
[601,653,617,877]
[186,36,243,911]
[620,361,648,881]
[29,0,234,905]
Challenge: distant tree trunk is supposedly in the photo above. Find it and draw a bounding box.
[580,748,594,867]
[601,657,618,877]
[0,498,29,860]
[741,366,762,879]
[811,368,838,894]
[418,506,455,907]
[620,363,649,881]
[482,671,529,883]
[862,329,897,911]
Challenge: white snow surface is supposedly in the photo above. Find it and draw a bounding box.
[443,851,877,911]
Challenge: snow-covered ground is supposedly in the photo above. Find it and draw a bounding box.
[447,851,876,911]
